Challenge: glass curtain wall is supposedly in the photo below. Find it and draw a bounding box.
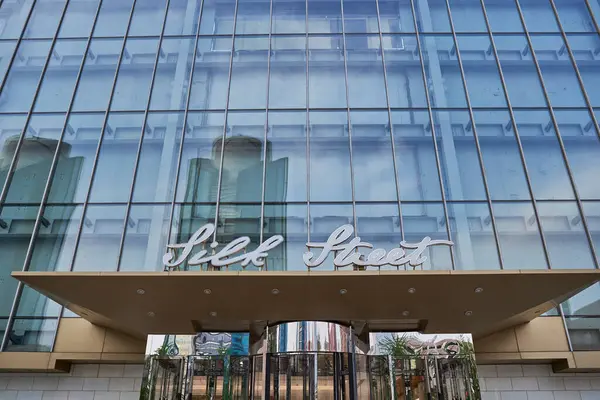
[0,0,599,351]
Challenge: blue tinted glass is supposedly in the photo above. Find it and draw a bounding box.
[343,0,378,33]
[589,0,600,26]
[355,203,401,271]
[164,0,201,35]
[93,0,136,37]
[483,0,524,32]
[149,38,194,111]
[346,35,387,108]
[215,203,262,271]
[379,0,415,33]
[24,0,67,39]
[0,0,34,39]
[34,40,87,112]
[0,41,18,91]
[492,35,547,107]
[419,35,468,108]
[414,0,451,32]
[236,0,270,35]
[563,284,600,315]
[170,204,216,270]
[272,0,306,34]
[309,111,352,202]
[200,0,236,35]
[433,110,487,201]
[554,0,596,32]
[309,203,353,270]
[350,111,397,202]
[583,202,600,266]
[308,36,347,109]
[228,37,269,110]
[58,0,101,38]
[513,109,574,200]
[566,34,600,108]
[5,318,58,352]
[566,317,600,351]
[269,36,306,109]
[308,0,342,34]
[518,0,560,32]
[492,201,548,269]
[129,0,168,36]
[264,204,308,271]
[15,287,60,318]
[555,109,600,200]
[448,202,501,270]
[447,0,488,32]
[0,40,52,113]
[0,114,29,192]
[189,37,233,110]
[394,111,444,201]
[382,35,427,108]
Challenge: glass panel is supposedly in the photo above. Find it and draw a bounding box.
[456,35,507,108]
[563,283,600,315]
[132,112,184,203]
[129,0,168,36]
[566,34,600,108]
[72,204,127,271]
[228,37,269,110]
[269,36,306,109]
[566,317,600,350]
[170,204,216,271]
[272,0,305,34]
[483,0,524,33]
[0,40,52,113]
[46,113,103,203]
[351,111,396,202]
[0,114,29,192]
[219,111,265,204]
[529,34,587,108]
[419,35,467,108]
[401,203,452,270]
[111,38,160,111]
[555,109,600,200]
[71,38,124,112]
[189,37,233,110]
[29,205,83,272]
[266,111,307,203]
[58,0,100,38]
[307,0,342,34]
[120,204,171,271]
[309,111,352,202]
[447,0,487,32]
[149,38,194,111]
[582,201,600,264]
[23,0,67,39]
[200,0,236,35]
[493,35,547,107]
[382,35,427,108]
[164,0,201,35]
[378,0,415,33]
[473,110,530,201]
[448,202,501,270]
[513,109,574,200]
[236,0,270,35]
[309,203,353,270]
[355,203,401,271]
[554,0,596,32]
[346,35,386,108]
[88,112,145,203]
[4,114,67,205]
[15,287,60,318]
[433,110,486,201]
[0,320,6,345]
[5,318,58,352]
[0,0,34,39]
[264,204,308,271]
[491,201,548,270]
[34,39,87,112]
[308,35,346,108]
[0,41,17,86]
[176,112,225,203]
[518,0,560,32]
[215,204,262,271]
[413,0,452,32]
[93,0,136,37]
[342,0,378,34]
[589,0,600,25]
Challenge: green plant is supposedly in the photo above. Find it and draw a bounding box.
[378,334,417,357]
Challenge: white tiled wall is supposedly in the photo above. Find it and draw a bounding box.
[0,364,144,400]
[478,364,600,400]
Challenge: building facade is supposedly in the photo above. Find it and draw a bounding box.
[1,0,600,398]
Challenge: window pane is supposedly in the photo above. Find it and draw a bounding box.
[308,0,342,34]
[170,204,214,270]
[215,203,262,271]
[309,203,353,270]
[176,112,224,203]
[419,35,467,108]
[447,0,487,32]
[382,35,427,108]
[189,37,233,110]
[309,111,352,202]
[4,114,66,205]
[0,40,52,113]
[88,113,145,202]
[456,35,507,108]
[236,0,270,35]
[5,318,58,352]
[228,37,269,110]
[433,110,486,201]
[15,287,60,318]
[58,0,100,38]
[448,202,500,270]
[93,0,136,37]
[589,0,600,25]
[132,112,184,202]
[566,317,600,350]
[351,111,396,202]
[554,0,596,32]
[492,35,547,108]
[269,36,306,109]
[414,0,451,32]
[355,203,401,271]
[514,109,574,200]
[484,0,524,33]
[129,0,168,36]
[272,0,306,34]
[71,38,124,112]
[474,110,530,201]
[308,35,347,108]
[566,34,600,108]
[583,201,600,263]
[378,0,415,33]
[346,35,386,108]
[149,38,194,111]
[0,0,34,39]
[29,205,83,272]
[0,41,17,86]
[530,34,587,108]
[266,111,307,202]
[518,0,560,32]
[164,0,201,35]
[111,38,160,111]
[0,114,30,192]
[343,0,378,34]
[200,0,236,35]
[265,204,307,271]
[23,0,67,39]
[563,284,600,316]
[72,204,127,271]
[34,40,87,112]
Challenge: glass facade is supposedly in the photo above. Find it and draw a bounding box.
[0,0,600,352]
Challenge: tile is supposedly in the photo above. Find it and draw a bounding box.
[523,365,551,377]
[553,392,582,400]
[538,378,565,391]
[486,378,513,391]
[482,393,502,400]
[591,379,600,389]
[16,392,43,400]
[7,378,34,391]
[108,379,134,392]
[479,365,499,378]
[41,392,69,400]
[497,365,524,378]
[68,392,94,400]
[92,393,119,400]
[118,393,140,400]
[581,392,600,400]
[33,378,59,391]
[58,378,84,391]
[132,379,142,392]
[563,378,592,391]
[82,379,109,392]
[0,378,9,390]
[512,378,539,391]
[71,366,99,379]
[0,392,18,400]
[121,366,143,379]
[479,378,487,391]
[527,392,555,400]
[500,392,527,400]
[97,367,124,379]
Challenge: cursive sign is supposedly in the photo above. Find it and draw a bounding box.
[163,223,453,270]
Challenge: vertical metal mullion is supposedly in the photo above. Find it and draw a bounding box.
[0,0,72,352]
[373,0,405,251]
[66,0,140,273]
[305,0,310,248]
[116,0,173,271]
[546,0,600,267]
[558,303,575,351]
[513,0,597,268]
[583,0,600,33]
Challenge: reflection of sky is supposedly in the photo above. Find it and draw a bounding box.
[146,334,165,355]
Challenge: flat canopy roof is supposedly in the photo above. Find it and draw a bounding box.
[12,270,600,339]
